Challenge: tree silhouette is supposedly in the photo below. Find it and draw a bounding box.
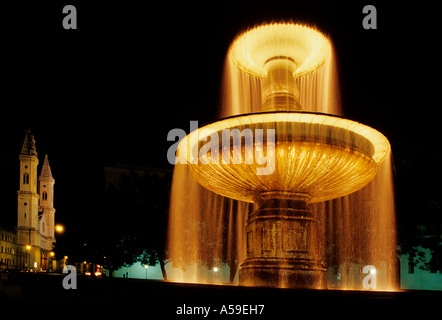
[100,169,171,279]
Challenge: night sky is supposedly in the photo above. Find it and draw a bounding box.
[1,1,439,247]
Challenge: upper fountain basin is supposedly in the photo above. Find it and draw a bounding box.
[229,23,331,79]
[177,112,390,203]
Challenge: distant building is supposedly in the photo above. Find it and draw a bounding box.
[0,229,17,269]
[103,163,172,189]
[0,130,56,271]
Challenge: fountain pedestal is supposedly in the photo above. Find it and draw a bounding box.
[239,192,327,288]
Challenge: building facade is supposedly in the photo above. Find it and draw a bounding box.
[0,130,56,271]
[0,229,17,269]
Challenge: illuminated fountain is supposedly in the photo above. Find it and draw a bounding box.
[174,23,391,289]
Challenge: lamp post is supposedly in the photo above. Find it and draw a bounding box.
[25,245,31,270]
[144,264,148,279]
[213,267,219,283]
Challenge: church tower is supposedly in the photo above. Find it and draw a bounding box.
[16,130,56,270]
[38,154,56,255]
[16,129,40,268]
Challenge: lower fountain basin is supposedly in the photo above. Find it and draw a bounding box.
[177,111,390,203]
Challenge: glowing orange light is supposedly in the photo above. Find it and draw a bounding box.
[177,23,389,203]
[178,112,390,203]
[229,22,331,79]
[168,21,397,290]
[55,224,64,233]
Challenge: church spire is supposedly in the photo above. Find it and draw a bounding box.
[40,154,53,179]
[21,129,38,157]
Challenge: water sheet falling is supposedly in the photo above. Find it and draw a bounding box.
[320,153,398,290]
[167,25,397,290]
[168,164,249,284]
[220,43,341,117]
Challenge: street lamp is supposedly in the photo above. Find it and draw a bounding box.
[55,224,64,234]
[24,245,31,271]
[213,267,219,283]
[144,264,149,279]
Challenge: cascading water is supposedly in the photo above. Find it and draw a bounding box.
[167,22,398,290]
[168,163,249,284]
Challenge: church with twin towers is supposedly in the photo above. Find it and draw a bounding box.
[0,130,56,270]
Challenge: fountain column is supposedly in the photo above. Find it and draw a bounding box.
[241,56,327,288]
[261,57,301,111]
[239,192,327,288]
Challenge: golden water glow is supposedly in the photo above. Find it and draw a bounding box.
[168,21,398,290]
[229,23,331,79]
[177,111,390,203]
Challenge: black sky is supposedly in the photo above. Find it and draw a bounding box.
[1,1,439,239]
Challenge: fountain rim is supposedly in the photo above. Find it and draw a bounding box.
[210,110,379,127]
[178,110,391,165]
